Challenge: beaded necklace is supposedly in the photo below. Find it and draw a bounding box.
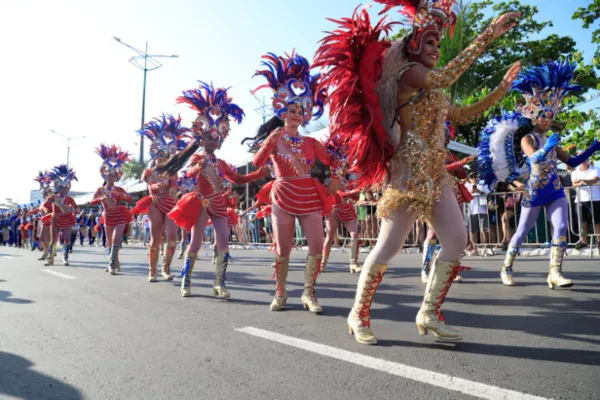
[282,133,311,175]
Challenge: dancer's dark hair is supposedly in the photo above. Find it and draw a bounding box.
[241,116,284,153]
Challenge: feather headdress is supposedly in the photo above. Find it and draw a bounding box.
[177,81,244,143]
[252,52,326,126]
[95,144,131,180]
[49,164,78,189]
[138,113,189,160]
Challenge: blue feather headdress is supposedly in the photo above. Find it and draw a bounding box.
[34,170,54,197]
[95,144,131,180]
[252,51,326,126]
[49,164,78,189]
[138,113,189,160]
[177,81,244,143]
[177,170,197,194]
[511,60,583,125]
[477,111,524,190]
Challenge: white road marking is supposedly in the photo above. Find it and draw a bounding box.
[236,326,552,400]
[0,255,16,259]
[41,269,77,280]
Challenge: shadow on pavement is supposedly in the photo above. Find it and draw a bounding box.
[0,351,82,400]
[0,288,33,305]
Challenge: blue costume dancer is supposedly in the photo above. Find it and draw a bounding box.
[478,61,600,288]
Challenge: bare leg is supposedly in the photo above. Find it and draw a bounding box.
[180,212,210,297]
[108,224,125,274]
[322,214,338,272]
[211,214,232,298]
[147,206,166,282]
[342,220,361,273]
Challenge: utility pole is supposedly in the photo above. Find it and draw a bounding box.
[49,130,87,167]
[113,37,178,177]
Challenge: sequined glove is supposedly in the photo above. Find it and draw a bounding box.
[567,139,600,168]
[530,133,560,163]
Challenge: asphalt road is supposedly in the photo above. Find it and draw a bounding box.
[1,244,599,400]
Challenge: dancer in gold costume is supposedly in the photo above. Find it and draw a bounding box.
[314,0,520,344]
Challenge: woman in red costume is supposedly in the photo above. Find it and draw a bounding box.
[90,144,133,275]
[132,114,189,282]
[241,52,341,313]
[43,165,79,266]
[321,137,362,274]
[29,172,54,260]
[157,81,267,298]
[175,171,196,260]
[421,122,475,283]
[314,1,519,343]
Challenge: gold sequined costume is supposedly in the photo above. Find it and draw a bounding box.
[376,24,504,221]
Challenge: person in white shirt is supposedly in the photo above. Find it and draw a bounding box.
[464,173,491,252]
[571,159,600,248]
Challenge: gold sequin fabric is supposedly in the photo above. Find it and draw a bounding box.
[378,92,450,221]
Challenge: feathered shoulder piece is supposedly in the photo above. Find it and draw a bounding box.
[177,81,244,144]
[176,170,197,194]
[477,111,524,190]
[138,113,189,160]
[313,6,396,189]
[95,144,131,180]
[49,164,78,189]
[511,60,583,125]
[253,51,326,126]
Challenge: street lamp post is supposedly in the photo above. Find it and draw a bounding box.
[113,37,178,177]
[49,129,87,167]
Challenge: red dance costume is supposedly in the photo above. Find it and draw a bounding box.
[43,194,78,229]
[90,186,133,227]
[254,128,337,216]
[332,181,360,222]
[132,169,178,215]
[169,153,264,232]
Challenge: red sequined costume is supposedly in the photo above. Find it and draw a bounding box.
[254,128,337,216]
[169,153,264,232]
[446,152,473,205]
[90,186,133,227]
[131,168,178,216]
[43,194,78,229]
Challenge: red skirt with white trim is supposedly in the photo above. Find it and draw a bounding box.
[332,203,357,222]
[103,205,133,227]
[131,194,176,216]
[256,177,334,216]
[41,214,52,226]
[53,212,76,229]
[168,192,228,232]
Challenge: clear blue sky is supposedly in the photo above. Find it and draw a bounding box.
[0,0,597,203]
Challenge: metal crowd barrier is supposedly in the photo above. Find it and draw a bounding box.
[88,184,599,259]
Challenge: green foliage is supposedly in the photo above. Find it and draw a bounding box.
[573,0,600,59]
[387,0,600,151]
[121,158,147,181]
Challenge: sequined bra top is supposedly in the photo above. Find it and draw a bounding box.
[522,133,564,208]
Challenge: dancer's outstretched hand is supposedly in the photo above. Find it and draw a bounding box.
[498,61,521,93]
[491,12,520,40]
[544,133,561,151]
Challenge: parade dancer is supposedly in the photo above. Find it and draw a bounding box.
[321,137,362,274]
[30,172,54,260]
[43,165,79,266]
[478,61,600,288]
[421,122,475,283]
[314,1,520,343]
[131,114,189,282]
[242,52,341,313]
[157,81,267,298]
[90,144,133,275]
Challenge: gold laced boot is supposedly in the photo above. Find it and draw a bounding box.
[548,237,573,289]
[321,243,331,273]
[181,252,197,297]
[501,246,518,286]
[44,244,57,266]
[349,236,362,274]
[38,242,49,261]
[421,238,437,284]
[416,259,469,341]
[347,262,387,345]
[213,251,231,298]
[301,254,323,313]
[270,256,289,311]
[108,244,119,275]
[161,241,176,281]
[148,246,159,282]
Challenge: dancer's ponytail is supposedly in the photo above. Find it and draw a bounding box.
[154,141,200,176]
[241,116,284,153]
